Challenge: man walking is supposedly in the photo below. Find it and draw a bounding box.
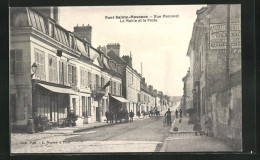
[105,110,109,123]
[179,109,182,119]
[175,109,178,119]
[129,110,134,122]
[164,108,172,126]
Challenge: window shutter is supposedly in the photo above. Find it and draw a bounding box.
[49,57,53,82]
[68,64,72,84]
[40,53,45,80]
[34,52,40,79]
[59,61,63,84]
[10,50,15,74]
[54,57,57,83]
[75,66,77,85]
[64,62,67,85]
[84,69,88,87]
[15,50,23,74]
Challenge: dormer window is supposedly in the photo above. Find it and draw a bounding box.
[48,21,54,38]
[69,34,75,49]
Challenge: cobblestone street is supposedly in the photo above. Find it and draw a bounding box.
[11,116,169,153]
[11,115,236,153]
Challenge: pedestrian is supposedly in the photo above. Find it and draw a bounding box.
[179,109,182,119]
[164,108,172,126]
[193,118,202,136]
[175,109,178,119]
[105,110,109,123]
[137,110,141,118]
[109,111,114,124]
[129,110,134,122]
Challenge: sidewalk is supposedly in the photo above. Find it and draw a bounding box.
[169,116,194,134]
[160,116,234,152]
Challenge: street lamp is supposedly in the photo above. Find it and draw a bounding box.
[31,63,38,78]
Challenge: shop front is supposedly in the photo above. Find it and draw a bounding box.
[33,81,77,127]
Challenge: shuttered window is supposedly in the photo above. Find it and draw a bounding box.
[68,64,77,85]
[49,54,57,83]
[59,61,67,85]
[10,49,23,74]
[68,64,72,84]
[35,49,45,80]
[88,72,91,88]
[80,67,85,87]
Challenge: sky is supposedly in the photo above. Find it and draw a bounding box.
[59,5,206,97]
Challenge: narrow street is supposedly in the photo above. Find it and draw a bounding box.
[11,114,234,153]
[11,116,171,153]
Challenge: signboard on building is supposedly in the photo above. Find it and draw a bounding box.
[209,23,241,50]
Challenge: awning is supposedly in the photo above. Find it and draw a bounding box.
[38,83,77,95]
[111,95,130,103]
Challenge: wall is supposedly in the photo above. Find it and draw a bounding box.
[210,84,242,150]
[10,33,32,126]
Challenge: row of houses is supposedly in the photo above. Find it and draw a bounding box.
[10,7,171,131]
[180,5,242,150]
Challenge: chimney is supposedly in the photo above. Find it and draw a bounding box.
[148,85,153,91]
[122,54,132,67]
[73,24,92,44]
[97,45,107,55]
[107,43,120,56]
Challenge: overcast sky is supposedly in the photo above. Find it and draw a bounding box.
[59,5,206,97]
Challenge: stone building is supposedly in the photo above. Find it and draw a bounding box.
[183,4,241,150]
[9,7,124,131]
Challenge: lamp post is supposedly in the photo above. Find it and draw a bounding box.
[28,63,38,133]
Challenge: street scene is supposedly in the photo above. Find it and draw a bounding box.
[10,4,242,153]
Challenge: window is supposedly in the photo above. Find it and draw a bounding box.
[101,77,104,89]
[88,72,91,88]
[10,49,23,74]
[49,21,54,37]
[59,61,67,85]
[96,75,100,89]
[69,34,75,49]
[82,96,86,117]
[87,97,91,116]
[68,64,77,85]
[35,49,45,80]
[49,54,57,83]
[80,67,85,87]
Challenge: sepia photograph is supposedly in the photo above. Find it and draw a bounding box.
[9,4,242,153]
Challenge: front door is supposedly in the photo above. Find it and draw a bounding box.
[96,107,99,122]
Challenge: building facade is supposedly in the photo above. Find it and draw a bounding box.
[10,7,124,131]
[182,5,241,150]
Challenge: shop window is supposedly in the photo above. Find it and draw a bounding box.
[10,49,23,74]
[34,48,45,80]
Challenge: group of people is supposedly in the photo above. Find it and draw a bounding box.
[164,108,183,126]
[105,109,135,123]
